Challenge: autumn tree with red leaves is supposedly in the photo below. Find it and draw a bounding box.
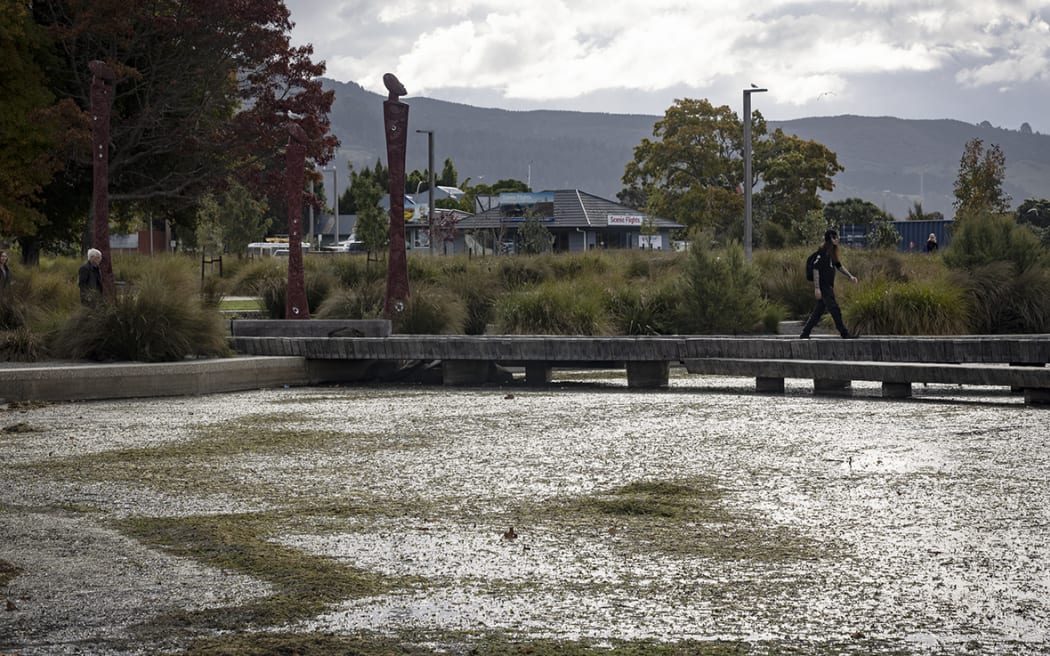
[12,0,336,260]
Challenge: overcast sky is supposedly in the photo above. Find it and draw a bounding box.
[284,0,1050,133]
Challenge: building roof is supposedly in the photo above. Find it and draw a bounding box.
[455,189,683,231]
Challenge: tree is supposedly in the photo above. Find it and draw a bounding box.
[621,98,744,237]
[906,201,943,221]
[517,214,554,254]
[351,175,388,258]
[824,198,891,227]
[1017,198,1050,248]
[0,2,82,241]
[953,138,1010,218]
[23,0,336,255]
[195,180,271,256]
[755,129,843,243]
[438,158,458,187]
[621,98,841,246]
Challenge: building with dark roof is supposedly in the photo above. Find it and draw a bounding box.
[451,189,683,254]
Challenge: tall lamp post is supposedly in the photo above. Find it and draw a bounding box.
[743,86,767,262]
[323,166,339,245]
[416,129,434,254]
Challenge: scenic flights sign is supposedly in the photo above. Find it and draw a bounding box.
[606,214,645,226]
[499,191,554,205]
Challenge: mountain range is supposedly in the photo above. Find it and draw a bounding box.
[323,78,1050,221]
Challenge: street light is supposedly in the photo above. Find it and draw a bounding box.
[743,86,767,262]
[416,129,434,254]
[323,166,339,245]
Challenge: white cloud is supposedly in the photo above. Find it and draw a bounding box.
[285,0,1050,130]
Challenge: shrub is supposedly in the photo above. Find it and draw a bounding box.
[753,247,814,319]
[498,257,551,288]
[495,279,610,335]
[843,278,969,335]
[443,270,500,335]
[254,264,335,319]
[314,280,385,320]
[943,211,1047,273]
[678,242,765,334]
[394,283,467,334]
[952,262,1050,333]
[52,267,230,361]
[606,284,679,335]
[0,327,47,361]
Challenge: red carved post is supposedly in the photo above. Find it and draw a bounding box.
[382,73,410,319]
[89,60,116,298]
[285,125,310,319]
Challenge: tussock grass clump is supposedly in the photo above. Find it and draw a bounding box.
[498,257,552,288]
[253,264,336,319]
[0,327,47,361]
[327,256,384,288]
[393,283,467,334]
[753,247,814,319]
[443,270,500,335]
[52,266,230,362]
[495,279,610,335]
[314,280,385,320]
[844,278,969,335]
[954,262,1050,333]
[606,284,679,335]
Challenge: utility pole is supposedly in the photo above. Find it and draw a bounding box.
[743,86,767,262]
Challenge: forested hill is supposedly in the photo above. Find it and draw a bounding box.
[324,78,1050,220]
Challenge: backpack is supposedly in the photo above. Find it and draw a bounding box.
[805,250,821,281]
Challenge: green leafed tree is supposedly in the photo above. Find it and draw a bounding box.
[0,2,81,242]
[517,214,554,255]
[21,0,337,258]
[621,98,744,238]
[953,138,1011,218]
[621,98,841,247]
[195,181,272,256]
[351,175,388,258]
[755,129,843,243]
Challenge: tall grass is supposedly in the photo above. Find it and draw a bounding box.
[952,263,1050,333]
[843,278,970,335]
[52,264,230,362]
[495,279,611,335]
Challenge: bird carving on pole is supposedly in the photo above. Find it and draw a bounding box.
[383,73,407,101]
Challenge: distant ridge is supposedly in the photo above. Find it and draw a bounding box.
[323,79,1050,220]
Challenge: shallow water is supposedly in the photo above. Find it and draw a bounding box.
[2,373,1048,653]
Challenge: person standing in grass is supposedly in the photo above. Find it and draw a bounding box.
[0,251,11,289]
[925,233,938,253]
[800,229,858,339]
[78,248,104,305]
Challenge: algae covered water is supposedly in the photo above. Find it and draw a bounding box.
[1,373,1047,654]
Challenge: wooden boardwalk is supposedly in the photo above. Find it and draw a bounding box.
[229,322,1050,405]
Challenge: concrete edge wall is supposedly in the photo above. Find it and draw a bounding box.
[0,357,310,403]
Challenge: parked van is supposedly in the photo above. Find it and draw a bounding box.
[247,242,310,258]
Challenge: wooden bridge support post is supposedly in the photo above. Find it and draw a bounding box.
[882,381,913,399]
[1024,388,1050,406]
[442,360,490,386]
[755,377,785,394]
[814,378,852,395]
[525,363,552,386]
[626,361,670,389]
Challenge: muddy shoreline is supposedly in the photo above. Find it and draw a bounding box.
[2,376,1048,654]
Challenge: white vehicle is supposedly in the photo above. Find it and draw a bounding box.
[247,242,310,258]
[330,236,367,253]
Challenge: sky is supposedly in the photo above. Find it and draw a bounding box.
[283,0,1050,134]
